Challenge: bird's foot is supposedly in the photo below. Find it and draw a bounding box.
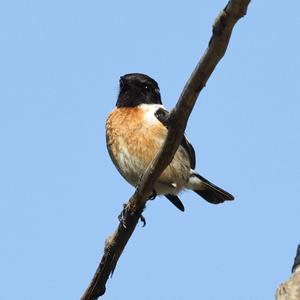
[148,190,157,200]
[118,203,146,228]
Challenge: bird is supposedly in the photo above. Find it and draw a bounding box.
[276,245,300,300]
[106,73,234,212]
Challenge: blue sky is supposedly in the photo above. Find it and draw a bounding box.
[1,1,300,299]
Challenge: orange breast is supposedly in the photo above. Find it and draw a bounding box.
[106,105,190,190]
[106,106,166,166]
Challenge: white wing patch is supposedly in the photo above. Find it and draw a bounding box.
[138,103,165,125]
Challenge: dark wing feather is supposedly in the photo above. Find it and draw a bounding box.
[165,194,185,212]
[180,136,196,169]
[154,107,196,169]
[292,244,300,273]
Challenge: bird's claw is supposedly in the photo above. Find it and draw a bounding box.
[140,214,146,227]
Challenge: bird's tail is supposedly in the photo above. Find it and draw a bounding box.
[187,172,234,204]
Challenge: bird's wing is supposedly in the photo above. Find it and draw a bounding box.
[154,107,196,169]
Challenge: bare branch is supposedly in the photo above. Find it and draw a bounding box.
[81,0,250,299]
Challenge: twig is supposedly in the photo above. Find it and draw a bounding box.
[81,1,251,299]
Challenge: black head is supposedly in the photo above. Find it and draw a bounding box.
[116,73,162,108]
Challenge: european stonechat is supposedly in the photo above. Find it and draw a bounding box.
[106,73,234,211]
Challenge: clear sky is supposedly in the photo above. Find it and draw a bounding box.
[1,1,300,299]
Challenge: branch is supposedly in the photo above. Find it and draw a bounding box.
[276,245,300,300]
[81,1,251,299]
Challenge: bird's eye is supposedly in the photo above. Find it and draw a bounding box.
[144,85,150,90]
